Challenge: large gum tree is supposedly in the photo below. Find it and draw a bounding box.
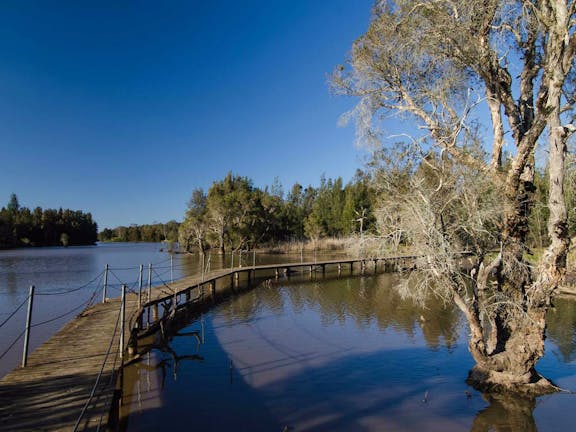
[335,0,576,394]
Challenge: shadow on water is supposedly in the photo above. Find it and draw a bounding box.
[117,313,284,432]
[117,272,576,432]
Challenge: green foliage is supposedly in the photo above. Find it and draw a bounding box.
[179,171,376,253]
[0,195,98,248]
[98,221,180,243]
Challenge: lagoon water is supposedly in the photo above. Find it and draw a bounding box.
[119,273,576,432]
[0,242,344,378]
[1,244,575,430]
[0,242,182,377]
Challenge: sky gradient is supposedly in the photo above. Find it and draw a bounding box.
[0,0,374,229]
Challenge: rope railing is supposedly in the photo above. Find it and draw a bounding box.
[35,271,105,296]
[1,252,241,371]
[0,257,182,429]
[1,253,429,431]
[0,295,30,329]
[73,291,124,432]
[0,329,26,361]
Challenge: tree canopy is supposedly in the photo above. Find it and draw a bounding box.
[0,194,98,248]
[179,171,376,254]
[335,0,576,394]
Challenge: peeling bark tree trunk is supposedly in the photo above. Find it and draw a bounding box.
[337,0,576,395]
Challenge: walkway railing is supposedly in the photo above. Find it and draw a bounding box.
[0,251,426,430]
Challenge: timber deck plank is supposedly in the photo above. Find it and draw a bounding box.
[0,295,140,431]
[0,257,401,431]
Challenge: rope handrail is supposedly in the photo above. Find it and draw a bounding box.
[0,328,26,361]
[151,267,174,292]
[36,271,105,296]
[0,295,30,329]
[73,299,123,432]
[30,290,98,330]
[0,268,102,277]
[107,270,139,295]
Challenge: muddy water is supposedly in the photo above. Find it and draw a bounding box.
[119,273,576,431]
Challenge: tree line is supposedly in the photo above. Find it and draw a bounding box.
[178,171,375,254]
[98,221,180,243]
[0,194,98,248]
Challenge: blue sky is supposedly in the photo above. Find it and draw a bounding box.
[0,0,374,229]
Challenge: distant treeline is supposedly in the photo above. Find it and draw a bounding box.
[98,221,180,243]
[179,171,375,254]
[0,194,98,248]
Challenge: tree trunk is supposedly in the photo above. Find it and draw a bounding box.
[465,307,556,395]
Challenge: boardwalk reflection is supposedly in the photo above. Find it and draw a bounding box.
[119,272,576,431]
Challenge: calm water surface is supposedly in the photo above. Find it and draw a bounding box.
[0,243,330,377]
[119,274,576,432]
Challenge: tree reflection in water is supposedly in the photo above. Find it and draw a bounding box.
[119,272,576,431]
[546,296,576,363]
[471,394,536,432]
[222,273,461,351]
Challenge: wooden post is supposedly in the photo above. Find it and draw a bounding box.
[201,253,205,282]
[138,264,143,309]
[210,280,216,296]
[21,285,34,368]
[253,250,256,268]
[170,255,174,283]
[239,250,243,268]
[102,264,109,303]
[350,262,353,273]
[120,285,126,364]
[147,263,152,302]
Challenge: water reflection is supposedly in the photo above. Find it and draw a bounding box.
[471,394,536,432]
[547,296,576,363]
[220,274,461,351]
[124,270,576,431]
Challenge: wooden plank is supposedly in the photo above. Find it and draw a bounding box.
[0,256,410,431]
[0,295,139,431]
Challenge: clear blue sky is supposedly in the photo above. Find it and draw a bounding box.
[0,0,374,229]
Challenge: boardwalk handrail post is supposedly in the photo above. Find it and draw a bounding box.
[239,250,243,268]
[138,264,143,309]
[201,253,205,282]
[170,255,174,283]
[147,263,152,302]
[21,285,35,368]
[102,264,109,303]
[253,250,256,268]
[120,285,126,364]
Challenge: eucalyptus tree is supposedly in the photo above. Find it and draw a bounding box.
[179,188,208,255]
[205,173,262,253]
[334,0,576,393]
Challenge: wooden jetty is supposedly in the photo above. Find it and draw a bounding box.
[0,255,415,431]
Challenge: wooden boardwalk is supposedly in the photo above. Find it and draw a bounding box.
[0,256,411,431]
